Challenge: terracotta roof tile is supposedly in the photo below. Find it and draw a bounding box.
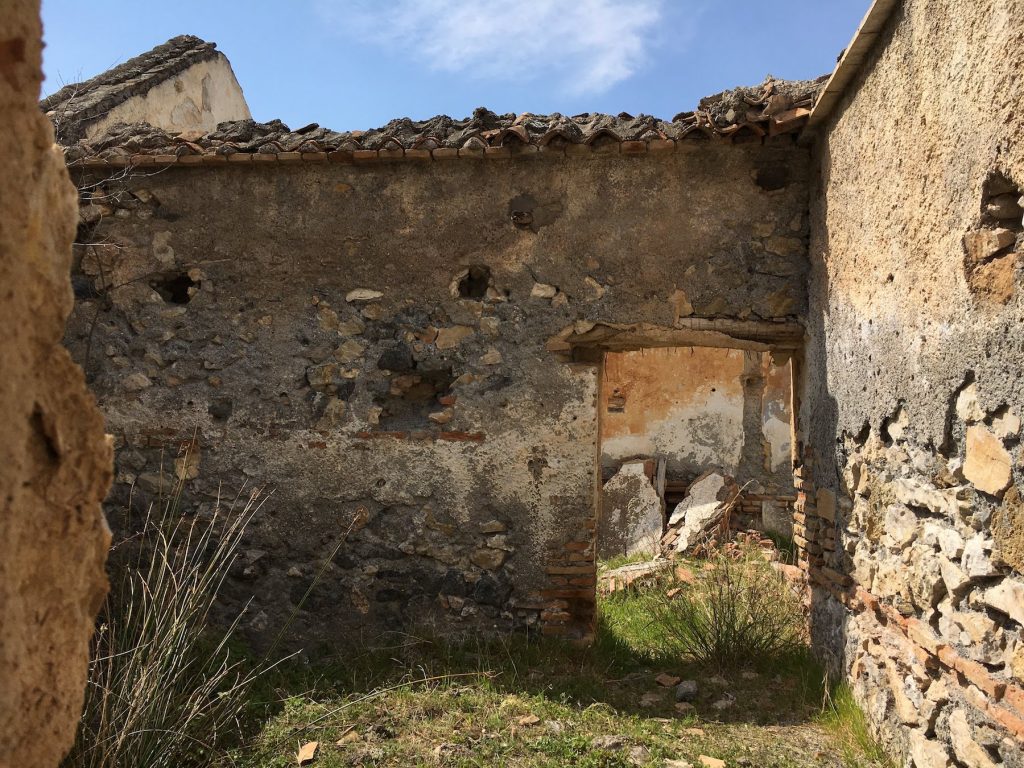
[62,74,827,165]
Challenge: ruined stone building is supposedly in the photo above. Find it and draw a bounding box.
[50,0,1024,764]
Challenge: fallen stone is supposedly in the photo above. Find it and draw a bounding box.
[591,735,624,750]
[599,461,664,559]
[698,756,726,768]
[964,426,1012,497]
[639,692,663,708]
[345,288,383,302]
[668,471,734,553]
[656,673,681,688]
[675,680,699,701]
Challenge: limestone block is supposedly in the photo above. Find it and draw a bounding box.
[948,709,999,768]
[979,579,1024,627]
[964,426,1012,497]
[883,505,919,549]
[956,383,986,423]
[909,732,953,768]
[598,461,664,559]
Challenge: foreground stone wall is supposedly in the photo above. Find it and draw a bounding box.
[66,143,809,645]
[806,0,1024,762]
[0,2,113,765]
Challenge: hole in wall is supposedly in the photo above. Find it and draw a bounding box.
[151,272,196,304]
[458,265,491,299]
[755,165,789,191]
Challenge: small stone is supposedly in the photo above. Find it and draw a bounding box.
[964,426,1012,496]
[479,317,500,336]
[670,288,694,320]
[470,548,507,570]
[638,692,663,708]
[334,339,365,363]
[675,680,699,702]
[674,702,696,715]
[479,520,507,534]
[345,288,383,302]
[530,282,557,299]
[287,566,302,578]
[698,756,726,768]
[591,735,624,750]
[710,694,735,710]
[584,276,606,299]
[656,673,681,688]
[486,534,514,551]
[882,505,918,550]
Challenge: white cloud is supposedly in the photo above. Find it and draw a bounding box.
[317,0,665,95]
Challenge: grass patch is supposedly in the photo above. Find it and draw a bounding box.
[819,684,895,768]
[226,563,889,767]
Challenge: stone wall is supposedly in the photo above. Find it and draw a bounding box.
[805,0,1024,762]
[66,142,809,645]
[0,2,113,765]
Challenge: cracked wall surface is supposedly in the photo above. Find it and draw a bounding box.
[805,0,1024,762]
[0,2,113,765]
[65,144,809,645]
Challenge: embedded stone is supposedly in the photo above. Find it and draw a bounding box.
[939,558,972,600]
[948,708,999,768]
[479,520,507,534]
[964,426,1012,497]
[530,282,558,299]
[956,383,985,423]
[123,372,153,391]
[991,407,1021,439]
[964,228,1016,262]
[882,504,918,550]
[435,325,474,350]
[962,535,998,578]
[979,579,1024,626]
[470,548,507,570]
[986,194,1023,220]
[334,339,365,363]
[479,348,502,365]
[909,732,953,768]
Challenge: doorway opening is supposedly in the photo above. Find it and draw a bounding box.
[596,345,797,569]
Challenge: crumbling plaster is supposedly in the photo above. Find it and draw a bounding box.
[806,0,1024,762]
[0,2,113,765]
[67,144,810,644]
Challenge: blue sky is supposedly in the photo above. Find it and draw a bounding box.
[40,1,869,131]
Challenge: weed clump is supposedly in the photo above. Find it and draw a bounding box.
[64,484,280,768]
[649,545,805,671]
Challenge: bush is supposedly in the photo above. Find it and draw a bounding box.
[64,484,278,768]
[650,546,805,671]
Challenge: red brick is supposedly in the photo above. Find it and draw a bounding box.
[275,151,302,163]
[437,431,485,442]
[546,565,594,576]
[620,140,647,155]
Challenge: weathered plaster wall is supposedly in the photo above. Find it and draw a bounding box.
[67,143,809,645]
[805,0,1024,761]
[0,3,113,765]
[83,55,250,139]
[601,346,792,486]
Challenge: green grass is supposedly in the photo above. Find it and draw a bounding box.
[818,684,896,768]
[226,568,890,768]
